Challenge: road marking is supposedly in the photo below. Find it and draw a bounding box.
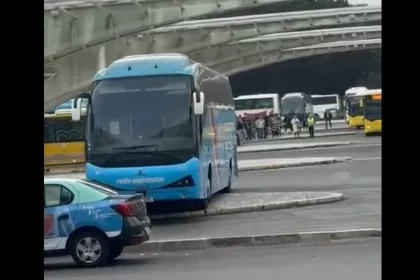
[352,157,381,161]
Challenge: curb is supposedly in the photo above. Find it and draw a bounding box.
[150,192,345,220]
[238,157,351,172]
[245,132,356,144]
[238,142,353,154]
[125,228,382,253]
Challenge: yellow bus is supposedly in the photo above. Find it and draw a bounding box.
[344,87,368,129]
[44,111,86,169]
[364,89,382,136]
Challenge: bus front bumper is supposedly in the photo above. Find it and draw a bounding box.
[365,120,382,133]
[349,116,364,128]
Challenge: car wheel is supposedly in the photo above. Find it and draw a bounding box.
[69,231,109,268]
[108,243,124,261]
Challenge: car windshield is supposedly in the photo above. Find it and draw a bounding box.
[77,180,119,195]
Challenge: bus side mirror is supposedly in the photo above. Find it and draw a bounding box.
[72,99,82,121]
[72,92,91,121]
[193,90,205,115]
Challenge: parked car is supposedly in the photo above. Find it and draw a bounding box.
[44,178,151,267]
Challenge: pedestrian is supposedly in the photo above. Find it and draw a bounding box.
[291,115,300,138]
[307,113,316,138]
[263,113,270,138]
[324,109,332,130]
[255,115,265,139]
[244,116,252,140]
[284,115,292,134]
[236,115,246,140]
[270,112,281,137]
[275,113,282,136]
[302,113,308,130]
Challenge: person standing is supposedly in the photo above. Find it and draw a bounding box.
[291,115,300,138]
[255,115,265,139]
[307,114,316,138]
[324,109,332,130]
[270,112,281,137]
[263,113,270,138]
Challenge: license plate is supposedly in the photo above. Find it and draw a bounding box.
[145,227,152,235]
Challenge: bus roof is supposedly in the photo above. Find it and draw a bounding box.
[94,53,222,81]
[366,89,382,95]
[345,87,368,96]
[311,94,339,98]
[282,92,306,99]
[234,93,278,100]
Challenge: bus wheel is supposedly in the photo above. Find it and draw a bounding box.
[356,126,361,130]
[195,177,211,210]
[221,163,232,193]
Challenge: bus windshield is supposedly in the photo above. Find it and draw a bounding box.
[87,75,195,168]
[281,98,304,115]
[365,101,381,121]
[234,98,274,110]
[346,96,364,117]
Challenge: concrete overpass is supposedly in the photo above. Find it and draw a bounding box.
[194,25,381,65]
[44,0,291,61]
[146,6,380,54]
[44,5,380,111]
[213,38,381,75]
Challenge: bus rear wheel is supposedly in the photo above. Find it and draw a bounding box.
[221,165,232,193]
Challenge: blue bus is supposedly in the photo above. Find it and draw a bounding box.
[71,54,238,209]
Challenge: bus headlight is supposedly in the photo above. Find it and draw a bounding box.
[160,176,195,189]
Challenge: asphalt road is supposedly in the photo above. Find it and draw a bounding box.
[150,136,381,240]
[44,239,381,280]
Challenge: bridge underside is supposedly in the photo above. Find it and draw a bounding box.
[44,0,290,61]
[44,5,381,111]
[215,39,381,75]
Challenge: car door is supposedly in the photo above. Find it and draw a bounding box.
[44,183,79,251]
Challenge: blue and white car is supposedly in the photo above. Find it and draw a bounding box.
[44,178,151,267]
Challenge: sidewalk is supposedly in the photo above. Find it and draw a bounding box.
[245,131,355,144]
[150,191,344,220]
[238,142,352,153]
[238,157,351,171]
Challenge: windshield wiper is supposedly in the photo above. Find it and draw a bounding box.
[134,151,184,161]
[101,150,183,167]
[113,145,158,150]
[101,145,159,166]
